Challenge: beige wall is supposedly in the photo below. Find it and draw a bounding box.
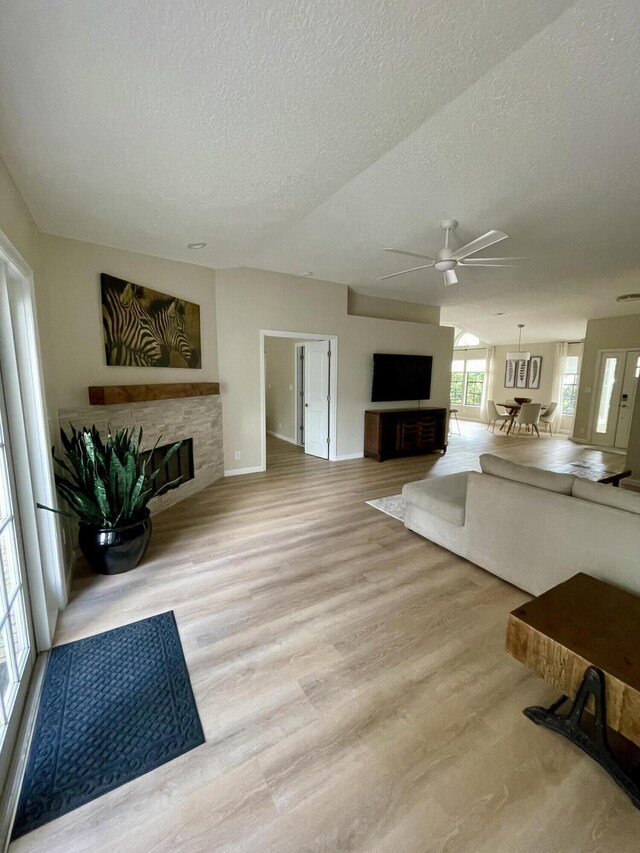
[347,290,441,325]
[489,342,559,409]
[37,235,218,416]
[265,336,299,442]
[488,340,583,431]
[573,314,640,441]
[0,166,219,421]
[216,267,454,470]
[625,377,640,489]
[0,152,40,269]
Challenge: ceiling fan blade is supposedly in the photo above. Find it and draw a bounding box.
[443,269,458,286]
[458,258,529,267]
[459,257,528,267]
[450,230,508,261]
[378,263,435,281]
[383,248,437,262]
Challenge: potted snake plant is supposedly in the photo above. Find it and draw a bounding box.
[41,425,183,574]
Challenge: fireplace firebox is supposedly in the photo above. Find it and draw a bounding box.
[148,438,194,494]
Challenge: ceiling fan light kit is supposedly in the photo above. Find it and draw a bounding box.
[380,219,527,286]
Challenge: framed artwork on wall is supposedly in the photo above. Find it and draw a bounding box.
[515,359,529,389]
[101,274,202,368]
[528,356,542,389]
[504,359,516,388]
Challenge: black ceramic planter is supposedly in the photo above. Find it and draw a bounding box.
[78,509,152,575]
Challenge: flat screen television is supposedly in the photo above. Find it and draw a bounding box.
[371,353,433,402]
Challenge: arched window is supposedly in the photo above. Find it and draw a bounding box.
[455,331,480,347]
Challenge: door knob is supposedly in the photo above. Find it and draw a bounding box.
[305,403,309,407]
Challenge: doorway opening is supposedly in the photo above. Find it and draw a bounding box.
[260,330,338,470]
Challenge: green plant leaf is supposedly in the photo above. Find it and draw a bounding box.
[52,424,182,526]
[36,502,77,520]
[154,475,184,498]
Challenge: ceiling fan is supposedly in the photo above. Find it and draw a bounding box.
[379,219,526,286]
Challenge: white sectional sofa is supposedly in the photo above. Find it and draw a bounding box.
[402,454,640,597]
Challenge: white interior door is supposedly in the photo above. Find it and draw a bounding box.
[614,351,640,449]
[0,365,35,787]
[295,343,305,446]
[303,340,330,459]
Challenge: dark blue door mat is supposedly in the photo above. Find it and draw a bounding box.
[12,611,205,839]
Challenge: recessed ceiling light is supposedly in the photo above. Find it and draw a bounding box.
[187,242,207,249]
[617,293,640,303]
[302,271,313,277]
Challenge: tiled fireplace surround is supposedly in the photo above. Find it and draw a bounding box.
[57,395,223,515]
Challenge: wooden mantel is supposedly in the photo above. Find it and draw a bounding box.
[88,382,220,405]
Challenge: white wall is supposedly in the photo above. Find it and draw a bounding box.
[265,336,299,442]
[216,267,454,471]
[37,234,218,416]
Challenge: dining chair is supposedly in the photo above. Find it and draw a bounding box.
[539,401,558,434]
[515,402,542,437]
[486,400,512,433]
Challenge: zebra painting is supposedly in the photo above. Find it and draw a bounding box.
[101,274,201,368]
[102,282,163,366]
[147,298,198,368]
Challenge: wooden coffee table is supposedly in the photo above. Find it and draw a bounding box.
[506,573,640,807]
[549,461,632,487]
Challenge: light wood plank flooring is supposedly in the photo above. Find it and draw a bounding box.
[12,424,640,852]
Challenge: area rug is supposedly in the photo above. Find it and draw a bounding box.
[12,611,204,839]
[366,493,405,522]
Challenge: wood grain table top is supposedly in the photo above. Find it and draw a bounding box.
[549,461,631,484]
[507,572,640,745]
[509,573,640,691]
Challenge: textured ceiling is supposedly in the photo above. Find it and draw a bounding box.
[0,0,639,343]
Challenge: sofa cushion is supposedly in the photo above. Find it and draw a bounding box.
[572,478,640,514]
[479,453,574,495]
[402,472,470,527]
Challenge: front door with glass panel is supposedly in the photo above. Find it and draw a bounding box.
[593,350,640,448]
[0,366,34,785]
[614,351,640,448]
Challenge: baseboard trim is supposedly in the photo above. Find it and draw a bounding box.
[623,477,640,492]
[335,452,364,461]
[224,465,264,477]
[266,431,297,445]
[569,436,588,444]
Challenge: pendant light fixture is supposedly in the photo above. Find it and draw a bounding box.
[507,324,531,361]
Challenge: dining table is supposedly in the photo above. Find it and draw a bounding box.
[496,402,549,436]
